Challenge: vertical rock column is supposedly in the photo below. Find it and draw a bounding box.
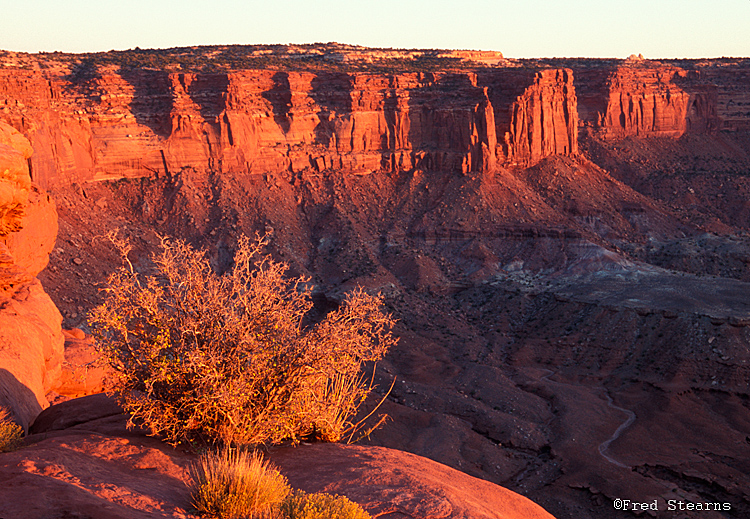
[506,68,578,165]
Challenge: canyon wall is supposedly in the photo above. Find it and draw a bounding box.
[599,66,717,138]
[1,57,748,188]
[699,63,750,131]
[0,67,580,187]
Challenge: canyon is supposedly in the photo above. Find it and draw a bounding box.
[1,45,750,518]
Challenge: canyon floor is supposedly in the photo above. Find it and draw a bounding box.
[30,130,750,519]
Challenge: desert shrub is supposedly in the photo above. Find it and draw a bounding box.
[280,490,370,519]
[0,407,23,452]
[89,234,395,446]
[190,448,290,519]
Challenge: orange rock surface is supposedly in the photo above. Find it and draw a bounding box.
[272,443,556,519]
[1,54,748,193]
[0,121,62,431]
[600,66,717,138]
[574,61,739,138]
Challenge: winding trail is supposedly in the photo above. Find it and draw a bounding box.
[597,392,636,469]
[537,369,636,469]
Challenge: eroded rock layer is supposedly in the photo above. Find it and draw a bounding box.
[506,69,578,164]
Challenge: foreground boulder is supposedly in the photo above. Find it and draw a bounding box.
[271,443,555,519]
[0,395,556,519]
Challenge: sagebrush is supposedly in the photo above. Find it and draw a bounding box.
[188,449,371,519]
[89,234,396,446]
[190,447,290,519]
[280,491,371,519]
[0,407,23,452]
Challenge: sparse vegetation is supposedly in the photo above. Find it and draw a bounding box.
[89,233,395,446]
[188,449,371,519]
[0,407,23,452]
[189,448,290,519]
[52,44,484,76]
[280,491,371,519]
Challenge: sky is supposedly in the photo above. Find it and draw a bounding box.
[2,0,749,58]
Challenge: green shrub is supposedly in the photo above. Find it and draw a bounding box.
[190,448,290,519]
[89,234,395,446]
[0,407,23,452]
[280,491,370,519]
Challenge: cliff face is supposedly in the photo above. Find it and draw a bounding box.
[575,64,727,139]
[601,66,717,138]
[0,67,580,187]
[700,64,750,131]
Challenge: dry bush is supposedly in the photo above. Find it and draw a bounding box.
[89,233,396,446]
[190,448,290,519]
[0,407,23,452]
[280,490,370,519]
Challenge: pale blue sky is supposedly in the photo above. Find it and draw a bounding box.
[3,0,749,58]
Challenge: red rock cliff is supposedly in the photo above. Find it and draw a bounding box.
[0,67,580,187]
[2,57,748,185]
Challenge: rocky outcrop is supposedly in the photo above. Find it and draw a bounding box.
[273,443,556,519]
[0,395,556,519]
[0,123,32,237]
[700,63,750,131]
[0,280,64,431]
[3,54,750,185]
[601,66,716,138]
[54,328,109,400]
[0,121,62,431]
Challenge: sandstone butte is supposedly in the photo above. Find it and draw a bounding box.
[1,47,750,519]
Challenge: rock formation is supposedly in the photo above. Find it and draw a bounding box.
[601,66,717,138]
[0,123,33,238]
[0,121,63,431]
[54,328,109,400]
[2,54,749,192]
